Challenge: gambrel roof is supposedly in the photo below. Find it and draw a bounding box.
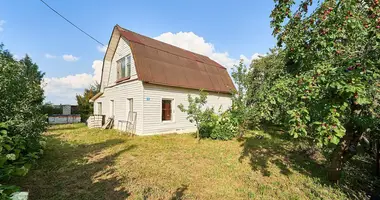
[101,25,235,94]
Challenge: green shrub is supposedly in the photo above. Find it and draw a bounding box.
[179,91,238,140]
[0,123,45,180]
[0,45,47,198]
[0,184,20,200]
[210,111,238,140]
[198,111,218,138]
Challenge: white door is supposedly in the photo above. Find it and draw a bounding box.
[110,100,114,117]
[97,102,102,115]
[127,98,133,121]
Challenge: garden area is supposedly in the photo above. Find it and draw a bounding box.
[7,124,379,200]
[1,0,380,199]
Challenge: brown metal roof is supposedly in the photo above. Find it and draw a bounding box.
[116,25,235,94]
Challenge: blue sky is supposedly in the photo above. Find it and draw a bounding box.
[1,0,277,104]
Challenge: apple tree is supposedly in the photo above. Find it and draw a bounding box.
[270,0,380,182]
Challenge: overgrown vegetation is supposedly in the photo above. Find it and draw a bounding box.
[76,83,100,122]
[267,0,380,182]
[178,91,238,140]
[0,45,47,198]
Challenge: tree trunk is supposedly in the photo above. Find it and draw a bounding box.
[328,130,362,183]
[237,120,247,139]
[195,121,200,139]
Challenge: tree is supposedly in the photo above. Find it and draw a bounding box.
[178,91,216,139]
[230,60,250,137]
[0,44,47,197]
[0,44,46,142]
[76,82,100,122]
[269,0,380,182]
[246,48,288,127]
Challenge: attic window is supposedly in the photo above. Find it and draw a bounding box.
[117,55,131,80]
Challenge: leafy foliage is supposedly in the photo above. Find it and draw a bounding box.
[266,0,380,181]
[178,91,237,140]
[41,102,63,115]
[0,44,47,198]
[0,184,20,200]
[230,60,251,136]
[76,83,100,122]
[178,91,214,139]
[210,111,238,140]
[232,49,288,130]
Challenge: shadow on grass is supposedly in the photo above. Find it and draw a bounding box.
[170,184,188,200]
[239,127,380,199]
[9,133,134,200]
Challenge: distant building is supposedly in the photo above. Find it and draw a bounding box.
[48,104,81,124]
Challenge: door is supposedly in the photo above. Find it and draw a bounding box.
[127,98,133,121]
[110,100,114,117]
[97,102,102,115]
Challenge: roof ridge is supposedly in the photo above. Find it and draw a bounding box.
[116,25,226,69]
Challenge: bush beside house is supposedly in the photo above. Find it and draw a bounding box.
[0,45,47,199]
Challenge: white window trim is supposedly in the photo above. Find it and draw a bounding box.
[161,97,175,124]
[126,54,131,78]
[116,54,132,80]
[116,57,125,80]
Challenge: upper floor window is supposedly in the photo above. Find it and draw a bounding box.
[117,55,131,80]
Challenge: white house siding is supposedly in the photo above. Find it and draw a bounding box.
[142,83,232,135]
[100,60,111,91]
[107,38,138,87]
[94,80,144,134]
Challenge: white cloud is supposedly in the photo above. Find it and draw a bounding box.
[62,54,79,62]
[97,45,108,53]
[43,60,103,104]
[239,53,265,66]
[13,54,20,60]
[92,60,103,83]
[45,53,56,59]
[0,20,5,32]
[154,32,263,70]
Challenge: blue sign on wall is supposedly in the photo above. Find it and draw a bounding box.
[146,97,150,101]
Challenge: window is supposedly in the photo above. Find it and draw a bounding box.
[162,99,172,121]
[117,55,131,80]
[97,102,102,115]
[126,55,131,78]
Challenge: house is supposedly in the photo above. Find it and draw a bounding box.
[89,25,235,135]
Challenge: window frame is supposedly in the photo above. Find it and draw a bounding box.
[126,55,131,78]
[161,98,175,123]
[116,57,125,80]
[116,54,132,83]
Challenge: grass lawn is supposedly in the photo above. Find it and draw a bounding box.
[8,124,378,200]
